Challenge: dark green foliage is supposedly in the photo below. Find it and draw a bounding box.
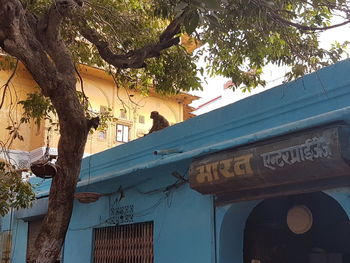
[146,46,202,94]
[18,90,113,132]
[1,0,349,220]
[18,90,56,128]
[154,0,349,89]
[0,161,35,216]
[19,0,350,92]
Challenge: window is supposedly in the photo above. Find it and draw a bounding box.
[139,115,145,124]
[97,131,107,140]
[93,222,153,263]
[116,124,129,143]
[119,109,127,119]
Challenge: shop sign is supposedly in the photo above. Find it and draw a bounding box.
[189,125,350,200]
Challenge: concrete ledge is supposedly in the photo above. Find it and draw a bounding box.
[14,198,48,221]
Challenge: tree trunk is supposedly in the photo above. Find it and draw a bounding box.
[29,81,89,263]
[0,1,184,262]
[0,2,89,260]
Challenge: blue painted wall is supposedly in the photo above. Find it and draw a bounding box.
[63,167,214,263]
[216,200,260,263]
[11,220,28,263]
[4,59,350,262]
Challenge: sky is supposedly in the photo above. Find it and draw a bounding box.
[190,20,350,110]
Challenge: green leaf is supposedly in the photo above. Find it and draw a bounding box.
[202,0,221,10]
[206,14,220,28]
[174,1,188,13]
[184,11,200,34]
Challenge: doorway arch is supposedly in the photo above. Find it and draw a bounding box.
[243,192,350,263]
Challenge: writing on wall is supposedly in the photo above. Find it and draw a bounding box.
[261,136,332,170]
[189,125,350,196]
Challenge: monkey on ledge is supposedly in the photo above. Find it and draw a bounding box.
[148,111,170,134]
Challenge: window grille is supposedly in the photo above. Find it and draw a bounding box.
[93,222,153,263]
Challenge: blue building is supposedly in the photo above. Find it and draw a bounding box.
[2,59,350,263]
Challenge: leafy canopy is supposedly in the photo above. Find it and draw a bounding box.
[19,0,350,92]
[0,161,35,216]
[1,0,349,214]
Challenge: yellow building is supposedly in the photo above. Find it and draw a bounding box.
[0,60,198,171]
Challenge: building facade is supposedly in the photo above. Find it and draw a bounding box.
[2,59,350,262]
[0,59,197,172]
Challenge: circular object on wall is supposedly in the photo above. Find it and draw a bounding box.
[287,205,313,234]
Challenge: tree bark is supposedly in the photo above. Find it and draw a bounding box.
[0,1,88,262]
[0,0,185,262]
[30,83,88,263]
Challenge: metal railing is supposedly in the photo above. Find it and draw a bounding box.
[93,222,153,263]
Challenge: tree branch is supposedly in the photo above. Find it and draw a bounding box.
[271,12,350,31]
[0,0,81,96]
[253,0,350,31]
[0,0,59,95]
[0,0,88,128]
[36,0,82,76]
[78,11,187,69]
[0,59,18,110]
